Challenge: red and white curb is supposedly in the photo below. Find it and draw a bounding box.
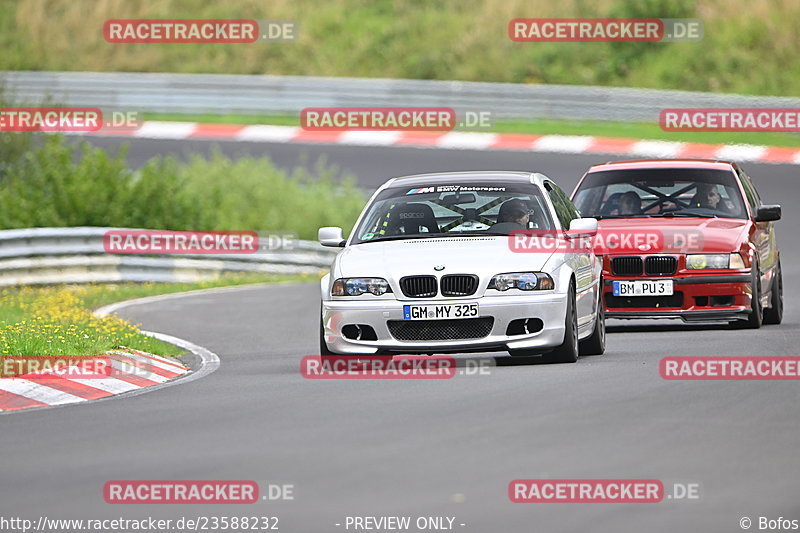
[0,288,230,413]
[0,350,189,412]
[75,121,800,165]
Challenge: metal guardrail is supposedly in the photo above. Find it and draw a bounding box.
[0,227,337,286]
[3,71,800,123]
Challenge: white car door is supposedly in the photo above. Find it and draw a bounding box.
[544,181,600,328]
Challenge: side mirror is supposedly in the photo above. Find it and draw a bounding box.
[318,227,345,247]
[755,205,781,222]
[568,217,598,237]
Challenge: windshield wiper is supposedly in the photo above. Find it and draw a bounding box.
[591,214,660,219]
[652,212,719,218]
[592,213,718,219]
[448,231,510,236]
[359,235,437,243]
[359,231,509,243]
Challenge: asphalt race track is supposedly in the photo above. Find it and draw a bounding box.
[3,137,799,532]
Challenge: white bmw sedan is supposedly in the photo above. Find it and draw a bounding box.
[318,171,605,363]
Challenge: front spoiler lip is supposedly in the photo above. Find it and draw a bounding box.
[607,309,750,322]
[379,343,520,355]
[327,326,565,354]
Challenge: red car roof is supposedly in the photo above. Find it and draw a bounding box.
[587,159,735,172]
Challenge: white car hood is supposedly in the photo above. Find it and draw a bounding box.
[334,237,556,282]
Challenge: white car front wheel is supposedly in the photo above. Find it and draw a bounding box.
[578,285,605,356]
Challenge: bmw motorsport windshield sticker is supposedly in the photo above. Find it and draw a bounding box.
[406,185,508,195]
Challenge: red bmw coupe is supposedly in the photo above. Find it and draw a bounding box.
[571,159,782,328]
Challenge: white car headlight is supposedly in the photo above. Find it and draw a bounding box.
[488,272,554,291]
[331,277,391,296]
[686,253,744,270]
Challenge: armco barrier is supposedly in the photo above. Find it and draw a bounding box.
[2,71,800,122]
[0,227,337,286]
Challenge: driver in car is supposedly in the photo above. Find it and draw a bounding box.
[491,199,531,234]
[692,183,721,209]
[692,183,735,213]
[618,191,642,215]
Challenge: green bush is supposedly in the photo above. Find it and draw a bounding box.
[0,135,365,239]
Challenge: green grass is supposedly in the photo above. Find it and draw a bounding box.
[144,112,800,148]
[0,274,316,364]
[145,113,300,127]
[2,0,799,97]
[0,285,185,360]
[0,134,366,240]
[78,273,319,310]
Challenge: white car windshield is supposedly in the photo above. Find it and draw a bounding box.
[352,182,555,244]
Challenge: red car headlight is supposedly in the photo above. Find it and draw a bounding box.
[686,253,745,269]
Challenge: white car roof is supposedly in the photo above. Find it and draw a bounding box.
[382,171,548,192]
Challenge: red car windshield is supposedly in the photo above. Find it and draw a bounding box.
[572,168,748,220]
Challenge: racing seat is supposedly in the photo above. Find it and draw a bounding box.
[386,203,440,235]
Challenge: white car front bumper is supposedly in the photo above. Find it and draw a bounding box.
[321,293,569,355]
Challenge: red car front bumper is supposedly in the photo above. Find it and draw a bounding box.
[603,268,753,322]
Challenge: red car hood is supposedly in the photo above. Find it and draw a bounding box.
[596,217,749,254]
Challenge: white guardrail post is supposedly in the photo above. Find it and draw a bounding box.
[0,227,337,286]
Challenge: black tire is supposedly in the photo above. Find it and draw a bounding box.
[763,261,783,325]
[579,288,605,356]
[734,266,763,329]
[547,283,579,363]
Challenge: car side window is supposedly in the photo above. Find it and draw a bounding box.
[556,186,581,222]
[545,181,579,228]
[743,171,762,205]
[737,167,760,212]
